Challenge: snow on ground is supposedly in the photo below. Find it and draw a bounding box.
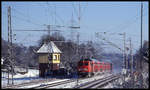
[49,80,76,88]
[12,69,39,78]
[2,69,39,79]
[103,83,114,88]
[125,75,131,82]
[2,69,118,89]
[47,73,112,88]
[20,79,70,88]
[1,69,39,87]
[2,68,72,88]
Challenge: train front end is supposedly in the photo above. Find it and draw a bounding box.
[77,60,92,77]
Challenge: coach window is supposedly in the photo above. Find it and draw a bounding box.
[79,62,83,66]
[95,62,97,65]
[100,68,103,71]
[90,62,93,66]
[85,62,88,66]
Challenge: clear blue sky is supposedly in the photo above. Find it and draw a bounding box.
[2,1,149,54]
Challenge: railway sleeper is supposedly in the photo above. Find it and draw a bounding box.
[91,76,119,88]
[78,75,117,89]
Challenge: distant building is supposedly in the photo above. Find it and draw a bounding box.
[37,41,62,77]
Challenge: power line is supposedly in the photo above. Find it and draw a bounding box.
[2,11,26,29]
[72,3,79,19]
[95,32,124,52]
[12,15,43,27]
[79,4,147,37]
[12,8,43,26]
[8,3,88,7]
[46,2,65,26]
[80,2,88,21]
[13,29,62,32]
[106,7,147,33]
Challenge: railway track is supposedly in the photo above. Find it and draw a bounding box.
[3,73,119,89]
[3,78,57,89]
[33,73,116,89]
[75,74,120,89]
[33,79,75,89]
[32,75,107,89]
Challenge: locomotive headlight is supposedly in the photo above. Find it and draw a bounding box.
[84,68,88,71]
[79,68,82,71]
[78,68,88,71]
[83,68,88,71]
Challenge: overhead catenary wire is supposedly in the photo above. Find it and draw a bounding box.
[80,4,147,39]
[72,3,79,19]
[12,8,43,26]
[46,2,65,26]
[3,2,81,29]
[12,5,66,28]
[13,29,62,31]
[81,24,143,39]
[79,2,88,22]
[3,3,147,50]
[12,15,43,27]
[81,28,143,49]
[95,32,141,54]
[95,33,124,52]
[6,2,88,7]
[2,10,42,28]
[105,7,147,33]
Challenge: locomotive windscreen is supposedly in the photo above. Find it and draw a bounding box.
[78,61,88,66]
[80,58,90,61]
[80,58,100,63]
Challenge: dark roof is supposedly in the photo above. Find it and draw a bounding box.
[80,58,112,64]
[80,58,100,63]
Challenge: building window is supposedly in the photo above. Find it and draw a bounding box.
[53,54,58,60]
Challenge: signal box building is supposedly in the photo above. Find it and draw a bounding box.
[37,41,62,77]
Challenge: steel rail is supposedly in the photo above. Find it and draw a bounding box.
[75,74,120,89]
[32,76,92,89]
[3,78,56,89]
[34,79,75,89]
[91,75,120,88]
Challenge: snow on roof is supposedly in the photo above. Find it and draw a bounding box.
[90,58,100,63]
[80,58,100,63]
[1,58,4,65]
[37,41,62,53]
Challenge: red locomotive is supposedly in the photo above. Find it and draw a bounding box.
[77,58,112,77]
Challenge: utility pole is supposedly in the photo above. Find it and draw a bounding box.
[129,38,133,73]
[122,32,126,81]
[123,32,126,70]
[126,46,129,72]
[7,6,14,85]
[47,25,51,37]
[76,32,80,57]
[139,2,143,88]
[70,12,75,42]
[95,32,126,71]
[140,2,143,71]
[43,24,52,42]
[129,38,135,88]
[78,2,81,27]
[7,6,10,85]
[126,39,130,74]
[70,5,80,43]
